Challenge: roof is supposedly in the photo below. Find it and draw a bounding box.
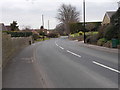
[106,11,116,18]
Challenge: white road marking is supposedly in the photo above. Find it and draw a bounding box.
[55,41,59,46]
[55,43,58,46]
[59,46,64,50]
[55,41,64,49]
[67,50,81,58]
[93,61,120,73]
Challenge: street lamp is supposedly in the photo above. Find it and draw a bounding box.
[83,0,86,43]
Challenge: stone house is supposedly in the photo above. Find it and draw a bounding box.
[101,11,116,26]
[0,23,7,31]
[0,23,11,31]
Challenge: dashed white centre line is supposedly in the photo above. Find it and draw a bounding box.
[93,61,120,73]
[67,50,81,58]
[55,41,64,49]
[55,43,58,46]
[59,46,64,50]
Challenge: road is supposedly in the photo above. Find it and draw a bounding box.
[3,36,119,88]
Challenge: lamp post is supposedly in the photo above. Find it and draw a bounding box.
[83,0,86,43]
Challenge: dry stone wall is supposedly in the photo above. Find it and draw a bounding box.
[2,33,32,68]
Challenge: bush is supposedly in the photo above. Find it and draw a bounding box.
[47,33,59,38]
[97,25,108,39]
[97,38,107,46]
[104,24,117,40]
[85,34,99,44]
[103,41,112,48]
[79,31,84,36]
[3,31,33,37]
[32,34,39,40]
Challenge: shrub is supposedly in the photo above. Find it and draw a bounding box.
[32,34,39,40]
[47,33,59,38]
[103,41,112,48]
[97,25,108,39]
[79,31,84,36]
[104,24,117,40]
[97,38,107,46]
[85,34,99,44]
[3,31,33,37]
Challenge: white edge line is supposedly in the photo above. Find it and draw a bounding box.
[67,50,81,58]
[93,61,120,73]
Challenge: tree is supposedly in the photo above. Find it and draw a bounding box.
[55,23,65,35]
[104,7,120,40]
[69,23,84,34]
[10,21,19,31]
[56,4,80,34]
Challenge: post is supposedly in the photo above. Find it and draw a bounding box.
[41,14,44,40]
[83,0,86,43]
[48,20,49,30]
[42,14,44,28]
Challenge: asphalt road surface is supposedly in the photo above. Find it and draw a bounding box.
[3,36,119,88]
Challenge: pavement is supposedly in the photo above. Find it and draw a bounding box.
[2,36,119,88]
[2,44,43,88]
[76,40,118,54]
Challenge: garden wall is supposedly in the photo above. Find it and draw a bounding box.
[2,33,32,68]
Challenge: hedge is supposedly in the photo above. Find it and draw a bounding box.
[3,31,32,37]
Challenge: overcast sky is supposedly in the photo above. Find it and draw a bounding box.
[0,0,119,29]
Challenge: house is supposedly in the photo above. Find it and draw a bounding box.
[0,23,7,31]
[0,23,12,31]
[101,11,116,26]
[5,25,11,31]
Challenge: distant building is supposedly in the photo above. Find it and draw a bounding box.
[0,23,12,31]
[5,25,11,31]
[101,11,116,26]
[0,23,7,31]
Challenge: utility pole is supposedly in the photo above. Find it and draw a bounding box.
[48,20,49,30]
[41,14,44,40]
[83,0,86,43]
[42,14,44,28]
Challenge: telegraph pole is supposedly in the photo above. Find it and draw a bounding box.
[42,14,44,28]
[41,14,44,40]
[48,20,49,30]
[83,0,86,43]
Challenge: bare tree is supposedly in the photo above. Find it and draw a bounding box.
[56,4,80,34]
[55,23,65,35]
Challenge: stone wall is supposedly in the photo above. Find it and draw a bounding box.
[0,32,2,69]
[2,33,32,68]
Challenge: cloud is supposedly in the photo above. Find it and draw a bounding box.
[1,0,119,29]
